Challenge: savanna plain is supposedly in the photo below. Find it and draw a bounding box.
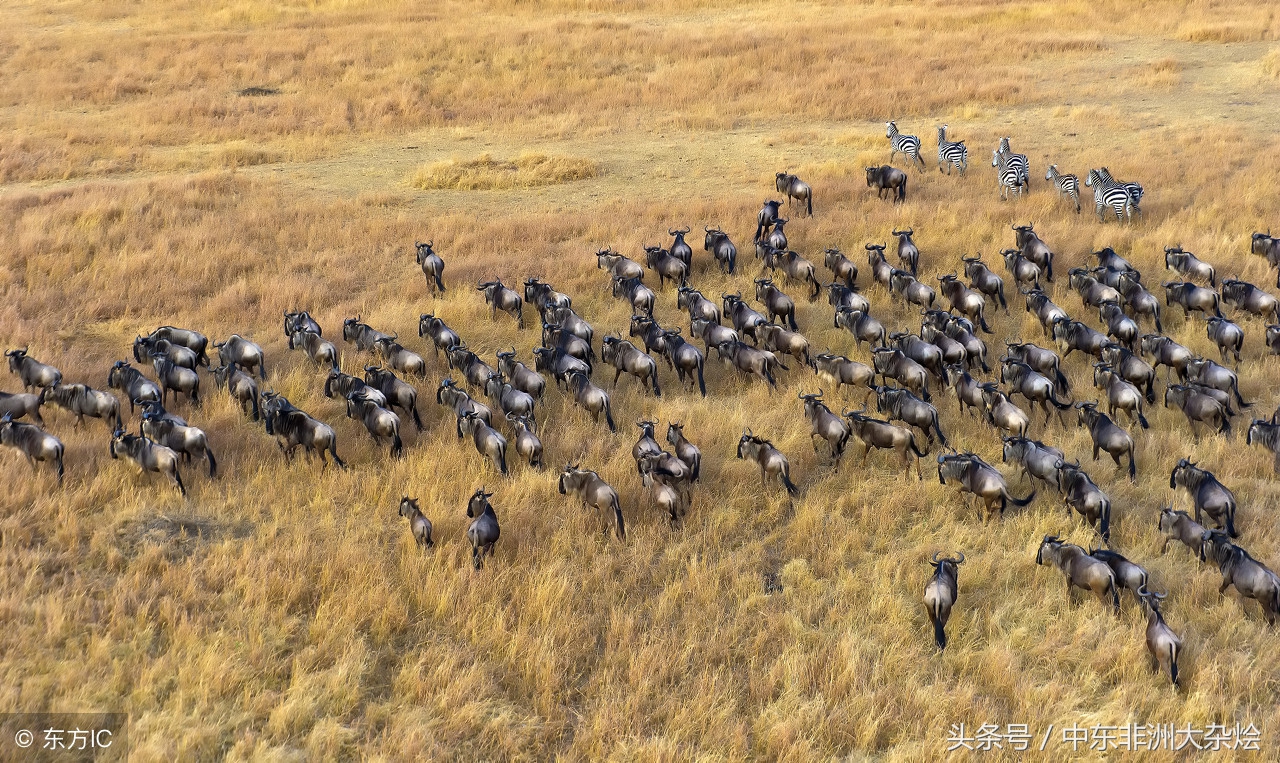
[3,0,1280,760]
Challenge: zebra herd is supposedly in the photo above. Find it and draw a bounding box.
[883,121,1146,221]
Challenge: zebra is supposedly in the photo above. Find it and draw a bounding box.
[993,150,1026,200]
[996,137,1028,186]
[1097,167,1143,214]
[1045,165,1081,213]
[936,125,968,175]
[1086,169,1134,223]
[886,121,926,172]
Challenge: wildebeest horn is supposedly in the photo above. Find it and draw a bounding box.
[930,551,942,564]
[954,552,965,564]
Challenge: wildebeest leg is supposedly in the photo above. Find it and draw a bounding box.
[1092,444,1099,461]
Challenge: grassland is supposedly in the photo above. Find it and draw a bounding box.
[2,1,1280,759]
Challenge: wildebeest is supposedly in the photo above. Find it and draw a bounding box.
[541,303,594,345]
[212,364,259,420]
[141,410,217,477]
[628,316,669,364]
[766,218,789,253]
[717,340,786,388]
[1220,277,1280,323]
[756,324,809,370]
[0,390,44,426]
[722,293,767,343]
[1253,230,1280,266]
[1001,248,1042,291]
[364,366,423,430]
[1087,549,1149,605]
[1000,358,1070,423]
[937,452,1034,519]
[809,353,875,401]
[110,426,185,494]
[961,254,1006,312]
[596,248,645,280]
[436,377,492,429]
[643,245,688,289]
[477,279,524,328]
[507,413,542,470]
[1056,461,1112,542]
[1074,402,1136,479]
[149,353,200,407]
[612,275,656,317]
[0,413,63,483]
[418,314,462,358]
[1247,417,1280,473]
[891,228,920,276]
[1163,280,1222,320]
[1068,267,1121,309]
[1160,245,1214,287]
[844,409,929,478]
[1036,535,1119,613]
[282,310,322,339]
[1115,272,1163,333]
[866,243,895,289]
[373,336,427,378]
[414,241,446,293]
[1139,334,1194,382]
[446,344,498,388]
[559,465,625,539]
[1137,587,1183,686]
[776,172,813,216]
[143,327,210,367]
[1164,384,1230,439]
[524,277,572,313]
[6,348,61,392]
[754,278,798,330]
[1004,340,1067,393]
[632,419,663,473]
[1011,224,1054,282]
[107,361,160,414]
[1185,357,1248,409]
[261,392,345,468]
[347,392,403,458]
[666,422,701,482]
[944,364,986,417]
[41,384,119,429]
[288,329,338,370]
[979,384,1030,437]
[399,496,434,549]
[325,369,386,408]
[823,248,858,288]
[889,332,945,380]
[1203,316,1244,365]
[703,226,738,275]
[1270,324,1280,355]
[924,551,964,650]
[1051,317,1107,359]
[1001,435,1065,490]
[677,286,721,325]
[835,307,885,350]
[1201,531,1280,626]
[566,370,615,432]
[764,249,821,301]
[1023,288,1068,337]
[754,200,783,241]
[532,346,590,387]
[661,329,706,397]
[866,165,907,202]
[875,384,946,446]
[921,324,968,368]
[938,274,993,332]
[826,282,871,315]
[798,392,850,465]
[1170,458,1237,538]
[872,347,930,402]
[495,349,546,400]
[134,335,198,370]
[213,335,266,379]
[889,270,936,311]
[1098,302,1140,350]
[927,312,987,371]
[736,431,799,495]
[458,410,508,475]
[1157,505,1208,558]
[601,336,660,396]
[466,488,501,569]
[1091,363,1148,428]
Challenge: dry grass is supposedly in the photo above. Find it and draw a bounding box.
[2,1,1280,760]
[410,154,598,191]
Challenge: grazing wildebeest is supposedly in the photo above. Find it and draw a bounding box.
[436,377,492,429]
[823,248,858,289]
[612,275,656,317]
[1098,302,1140,350]
[289,329,338,370]
[507,413,543,470]
[414,241,446,293]
[6,349,61,392]
[1055,461,1112,542]
[875,385,946,446]
[212,363,259,420]
[1115,271,1163,333]
[1140,334,1193,382]
[1157,506,1208,558]
[41,384,119,429]
[844,409,928,479]
[144,327,211,367]
[1164,245,1216,286]
[1164,384,1230,440]
[477,279,524,328]
[347,392,403,458]
[1170,458,1237,538]
[1051,317,1107,359]
[643,245,688,289]
[938,274,992,332]
[872,347,930,402]
[134,335,198,370]
[559,465,625,539]
[754,200,783,242]
[798,392,850,465]
[213,334,266,379]
[282,310,323,339]
[754,278,798,330]
[1203,531,1280,626]
[1220,277,1280,323]
[495,349,546,400]
[1163,281,1222,320]
[1136,587,1183,686]
[1185,357,1248,409]
[1012,224,1054,282]
[110,426,184,494]
[924,551,964,650]
[601,336,660,396]
[373,336,427,378]
[1091,363,1148,428]
[809,353,875,401]
[418,314,462,358]
[722,293,767,343]
[889,270,936,311]
[364,366,423,430]
[399,496,434,549]
[736,431,799,495]
[669,227,694,267]
[835,307,885,350]
[776,172,813,216]
[0,413,63,483]
[458,410,508,475]
[866,165,907,202]
[1001,435,1065,490]
[944,364,986,417]
[1203,316,1244,365]
[980,383,1030,437]
[1074,402,1136,479]
[661,329,706,397]
[1036,535,1120,613]
[961,254,1006,312]
[325,369,387,408]
[866,243,895,289]
[936,452,1034,519]
[1023,288,1068,338]
[566,370,615,432]
[141,410,217,478]
[667,422,702,482]
[889,332,945,381]
[756,324,809,370]
[446,343,498,388]
[107,361,160,414]
[703,226,738,275]
[465,488,501,569]
[596,248,645,281]
[1000,358,1070,423]
[0,389,44,426]
[261,392,344,468]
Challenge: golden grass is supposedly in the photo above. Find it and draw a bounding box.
[2,1,1280,760]
[410,153,598,191]
[1263,49,1280,80]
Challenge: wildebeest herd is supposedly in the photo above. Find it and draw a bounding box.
[4,125,1280,692]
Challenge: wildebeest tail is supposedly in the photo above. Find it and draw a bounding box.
[933,416,948,448]
[781,468,800,497]
[1137,410,1150,429]
[909,434,929,458]
[1169,643,1179,686]
[613,496,626,540]
[206,447,218,478]
[1006,488,1036,508]
[806,193,813,217]
[696,361,706,397]
[604,402,616,433]
[411,405,424,431]
[392,432,404,459]
[329,443,346,470]
[1054,367,1070,394]
[931,602,947,650]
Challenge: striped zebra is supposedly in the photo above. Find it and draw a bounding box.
[1085,168,1134,223]
[1097,167,1144,214]
[886,121,926,172]
[993,150,1025,200]
[995,137,1028,186]
[1045,165,1081,213]
[936,125,967,175]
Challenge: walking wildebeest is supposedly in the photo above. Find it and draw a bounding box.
[477,279,525,328]
[1164,384,1230,440]
[890,270,936,311]
[661,329,707,397]
[717,340,786,388]
[1163,281,1222,320]
[141,410,217,478]
[1068,267,1122,308]
[596,248,645,281]
[559,465,625,539]
[213,334,266,379]
[612,275,656,317]
[1201,531,1280,627]
[827,282,871,314]
[1204,316,1244,365]
[754,278,798,330]
[1164,245,1215,286]
[325,369,386,408]
[1036,535,1120,613]
[999,358,1071,423]
[107,361,161,414]
[1136,587,1183,686]
[347,391,403,458]
[944,364,986,418]
[466,488,501,569]
[961,254,1006,312]
[601,336,660,396]
[866,243,895,289]
[1247,417,1280,473]
[134,335,199,370]
[1055,461,1112,542]
[1074,402,1136,479]
[288,329,338,370]
[495,348,547,400]
[436,377,492,429]
[143,327,210,367]
[282,310,323,339]
[666,422,702,482]
[0,389,44,426]
[1171,458,1237,538]
[937,452,1035,519]
[212,363,259,420]
[757,324,810,370]
[507,413,542,469]
[736,431,799,495]
[866,166,907,202]
[1091,363,1149,428]
[1157,506,1208,558]
[0,413,63,483]
[892,228,920,276]
[532,346,590,387]
[924,551,964,650]
[415,240,446,293]
[754,200,783,242]
[1139,333,1194,382]
[776,172,813,216]
[1001,248,1042,290]
[921,324,968,369]
[1098,302,1140,350]
[1023,288,1068,337]
[871,347,930,402]
[823,248,858,288]
[566,370,615,432]
[1088,549,1149,605]
[446,343,498,388]
[1114,272,1164,333]
[542,303,594,345]
[150,353,200,407]
[1004,340,1068,393]
[834,307,885,350]
[261,392,345,468]
[399,496,434,549]
[844,409,928,479]
[677,286,721,325]
[524,277,572,313]
[1220,277,1280,323]
[643,245,688,289]
[938,274,993,332]
[874,385,946,447]
[1100,343,1156,402]
[41,384,120,429]
[668,227,693,268]
[110,426,184,495]
[979,383,1030,437]
[458,410,508,475]
[6,349,61,392]
[1001,435,1065,490]
[722,293,767,343]
[889,332,945,380]
[1012,224,1054,282]
[798,392,850,465]
[373,336,427,378]
[418,314,462,358]
[1051,317,1107,359]
[809,353,876,401]
[1185,357,1248,409]
[364,366,423,430]
[703,226,738,275]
